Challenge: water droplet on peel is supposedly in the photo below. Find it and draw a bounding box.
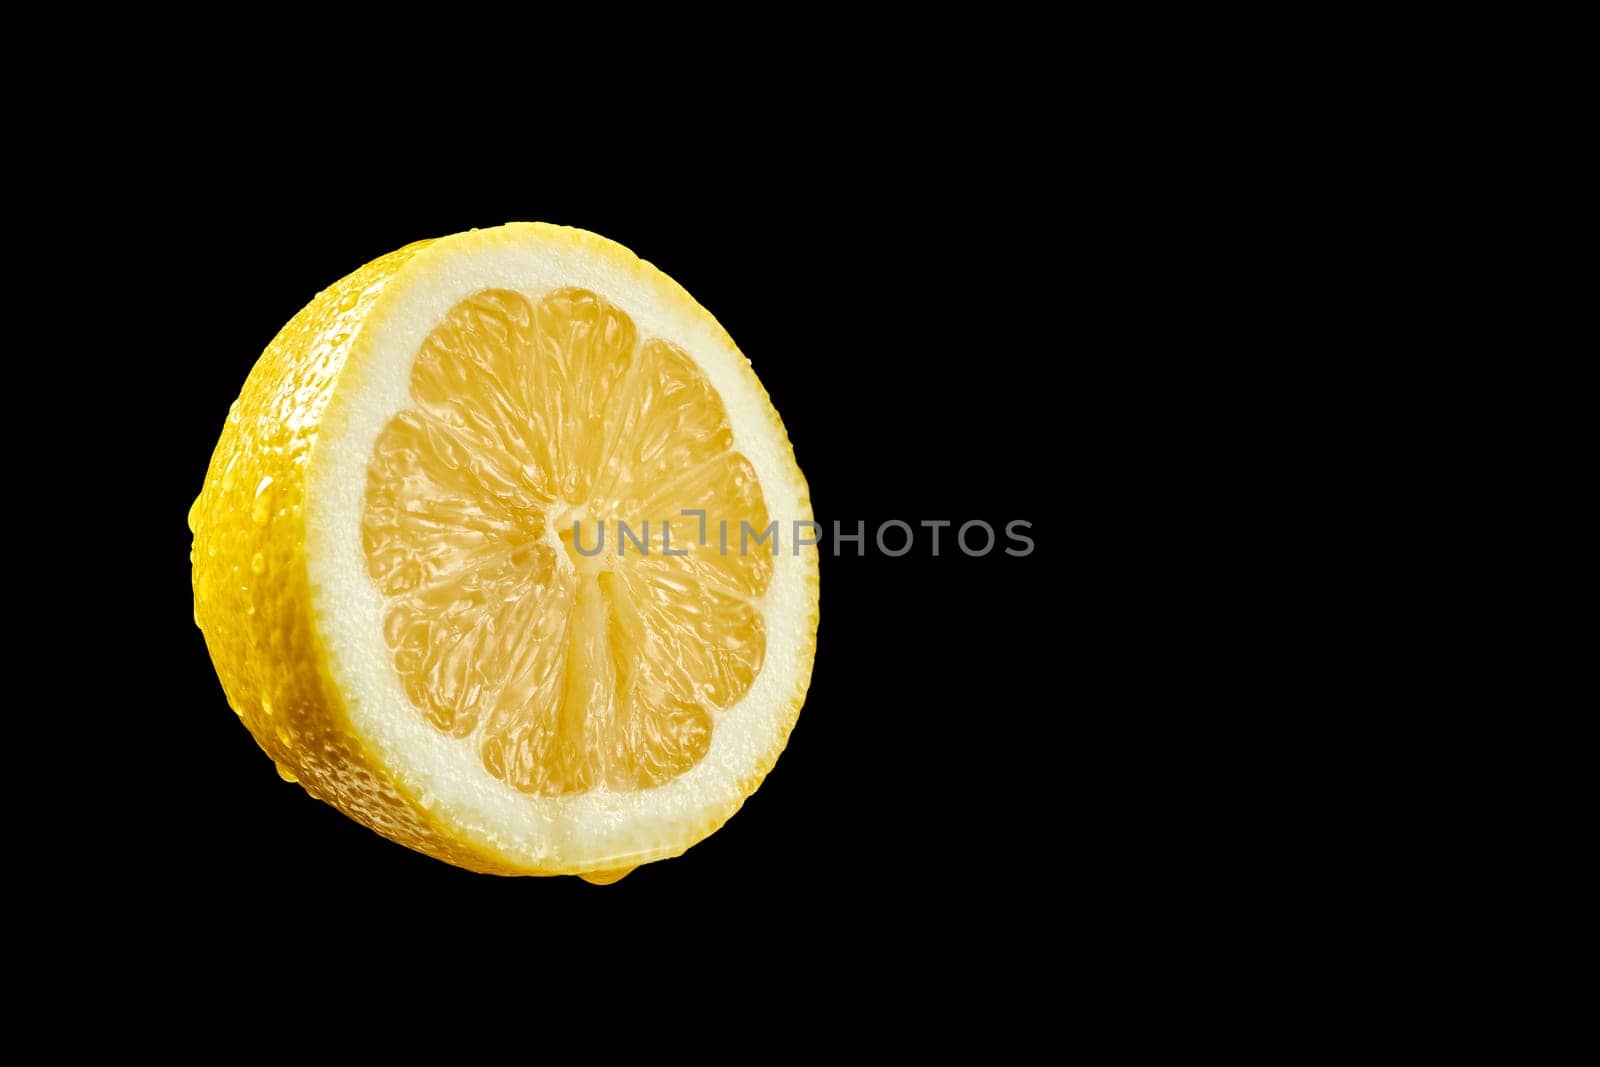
[252,476,275,525]
[220,455,238,492]
[274,761,299,783]
[251,552,266,575]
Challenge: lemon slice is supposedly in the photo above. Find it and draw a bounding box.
[189,223,819,879]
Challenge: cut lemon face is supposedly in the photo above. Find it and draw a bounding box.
[189,224,819,879]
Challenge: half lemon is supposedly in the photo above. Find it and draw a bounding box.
[189,223,819,880]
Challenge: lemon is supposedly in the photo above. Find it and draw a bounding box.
[189,223,819,880]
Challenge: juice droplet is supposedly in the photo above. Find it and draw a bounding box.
[261,697,274,718]
[274,761,299,784]
[220,454,238,492]
[251,552,266,576]
[579,866,636,886]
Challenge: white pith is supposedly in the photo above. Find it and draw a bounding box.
[304,225,817,871]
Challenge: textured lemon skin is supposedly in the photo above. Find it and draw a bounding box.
[189,237,517,872]
[190,224,818,877]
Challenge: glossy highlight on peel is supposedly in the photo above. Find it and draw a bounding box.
[189,224,819,880]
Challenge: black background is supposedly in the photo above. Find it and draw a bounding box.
[45,38,1392,1025]
[120,168,1087,959]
